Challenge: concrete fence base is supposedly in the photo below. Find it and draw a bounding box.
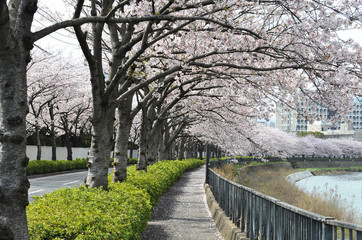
[204,183,249,240]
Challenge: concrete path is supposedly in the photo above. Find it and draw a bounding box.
[141,165,224,240]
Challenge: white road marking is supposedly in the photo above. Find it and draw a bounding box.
[62,180,80,186]
[29,189,45,195]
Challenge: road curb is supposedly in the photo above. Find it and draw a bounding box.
[204,183,249,240]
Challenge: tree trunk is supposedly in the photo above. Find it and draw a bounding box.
[137,120,150,171]
[51,131,56,160]
[137,105,156,171]
[129,148,133,158]
[198,143,204,160]
[85,101,115,189]
[49,103,56,160]
[159,143,172,161]
[149,125,161,164]
[64,131,73,160]
[35,124,41,160]
[112,98,132,183]
[159,121,185,161]
[171,140,177,160]
[178,137,186,160]
[158,123,170,161]
[0,42,30,239]
[185,137,194,159]
[157,134,166,161]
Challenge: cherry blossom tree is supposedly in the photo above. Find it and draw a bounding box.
[27,74,58,160]
[0,1,110,237]
[136,76,203,169]
[157,115,188,160]
[112,92,146,182]
[0,2,42,238]
[27,50,90,161]
[189,119,362,159]
[27,51,69,159]
[56,94,92,160]
[66,0,362,190]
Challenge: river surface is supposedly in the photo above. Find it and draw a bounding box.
[295,172,362,219]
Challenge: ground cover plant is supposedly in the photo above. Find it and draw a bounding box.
[215,164,360,224]
[27,159,204,239]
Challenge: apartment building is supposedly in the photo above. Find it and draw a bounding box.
[275,98,362,140]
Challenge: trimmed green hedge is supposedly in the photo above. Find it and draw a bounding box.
[27,158,88,175]
[27,159,205,239]
[27,158,140,176]
[128,158,138,165]
[210,157,229,162]
[28,183,151,240]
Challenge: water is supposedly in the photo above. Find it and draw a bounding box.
[295,172,362,218]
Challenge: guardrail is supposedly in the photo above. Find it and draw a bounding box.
[207,168,362,240]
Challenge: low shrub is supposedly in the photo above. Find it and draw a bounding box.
[129,158,138,165]
[27,157,139,176]
[28,158,204,239]
[210,157,228,162]
[27,158,88,175]
[28,183,151,240]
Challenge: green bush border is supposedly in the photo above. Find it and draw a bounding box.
[26,158,139,176]
[27,159,205,239]
[27,158,88,175]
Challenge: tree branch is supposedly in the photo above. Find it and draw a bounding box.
[114,65,182,104]
[32,14,262,42]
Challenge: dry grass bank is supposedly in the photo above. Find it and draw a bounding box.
[214,164,360,224]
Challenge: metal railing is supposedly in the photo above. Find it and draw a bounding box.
[208,168,362,240]
[209,157,362,167]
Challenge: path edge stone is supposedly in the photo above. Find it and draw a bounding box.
[204,183,249,240]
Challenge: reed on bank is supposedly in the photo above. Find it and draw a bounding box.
[215,164,360,224]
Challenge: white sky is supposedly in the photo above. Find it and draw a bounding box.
[337,29,362,45]
[33,1,81,57]
[33,5,362,58]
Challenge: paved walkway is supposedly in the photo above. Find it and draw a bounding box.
[141,165,224,240]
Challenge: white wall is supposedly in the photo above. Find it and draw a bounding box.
[26,145,89,160]
[27,145,138,161]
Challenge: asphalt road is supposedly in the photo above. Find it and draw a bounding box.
[28,169,113,202]
[28,170,87,202]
